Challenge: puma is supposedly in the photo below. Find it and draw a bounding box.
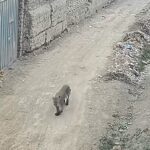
[52,85,71,116]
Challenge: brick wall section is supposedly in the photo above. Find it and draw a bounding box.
[20,0,113,52]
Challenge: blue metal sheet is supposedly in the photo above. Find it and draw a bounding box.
[0,0,18,69]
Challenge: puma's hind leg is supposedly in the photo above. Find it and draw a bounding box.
[55,106,62,116]
[65,95,69,106]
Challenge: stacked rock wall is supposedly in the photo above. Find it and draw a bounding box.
[20,0,112,53]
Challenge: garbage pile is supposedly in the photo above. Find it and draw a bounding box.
[104,8,150,85]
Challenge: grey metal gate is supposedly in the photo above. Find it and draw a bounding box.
[0,0,18,69]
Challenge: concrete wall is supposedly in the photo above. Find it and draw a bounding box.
[20,0,113,53]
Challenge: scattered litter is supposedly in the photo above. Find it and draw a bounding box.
[103,30,150,84]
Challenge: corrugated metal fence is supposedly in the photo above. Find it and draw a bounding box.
[0,0,18,69]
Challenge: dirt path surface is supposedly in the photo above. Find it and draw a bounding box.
[0,0,150,150]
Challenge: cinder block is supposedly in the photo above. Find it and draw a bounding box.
[51,0,67,26]
[30,32,46,50]
[66,0,91,25]
[28,0,48,10]
[30,4,51,37]
[46,22,65,42]
[30,21,67,50]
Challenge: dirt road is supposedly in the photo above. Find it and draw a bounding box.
[0,0,150,149]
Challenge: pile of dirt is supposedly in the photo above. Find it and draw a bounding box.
[104,31,150,84]
[103,6,150,85]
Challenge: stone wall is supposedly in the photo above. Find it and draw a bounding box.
[20,0,112,53]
